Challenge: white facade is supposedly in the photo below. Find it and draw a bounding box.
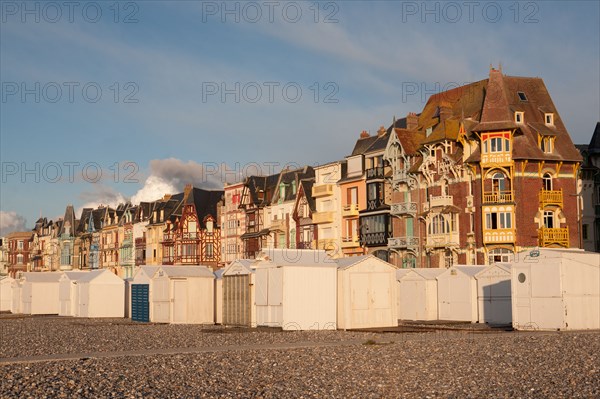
[222,259,256,326]
[511,249,600,331]
[436,266,486,322]
[76,269,125,318]
[336,255,398,329]
[130,265,160,320]
[475,264,512,325]
[254,249,337,330]
[151,266,215,324]
[58,271,87,316]
[21,272,62,315]
[1,276,14,311]
[313,162,343,257]
[398,269,445,321]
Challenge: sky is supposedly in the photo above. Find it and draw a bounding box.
[1,0,599,234]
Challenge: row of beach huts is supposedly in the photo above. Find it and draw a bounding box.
[1,248,598,331]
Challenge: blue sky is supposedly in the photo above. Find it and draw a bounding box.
[1,0,599,233]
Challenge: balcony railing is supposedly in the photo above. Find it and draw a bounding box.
[366,166,385,180]
[361,232,389,246]
[392,169,409,183]
[341,236,360,248]
[539,189,563,207]
[135,238,146,248]
[342,204,360,217]
[313,211,334,224]
[391,202,417,217]
[297,241,313,249]
[388,236,419,249]
[316,238,337,250]
[312,183,334,197]
[539,227,569,247]
[483,191,514,204]
[270,218,286,232]
[426,232,460,248]
[423,195,453,211]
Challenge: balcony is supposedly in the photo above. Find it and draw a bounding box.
[388,236,419,249]
[270,218,287,232]
[539,227,569,247]
[366,166,385,180]
[483,229,515,244]
[316,238,337,250]
[392,169,409,183]
[312,183,334,198]
[423,195,453,212]
[391,202,417,217]
[341,236,360,248]
[135,238,146,248]
[539,189,563,207]
[297,241,313,249]
[361,232,389,247]
[426,232,460,248]
[483,191,514,204]
[313,211,335,224]
[342,204,360,218]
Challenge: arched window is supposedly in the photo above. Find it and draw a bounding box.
[492,172,507,192]
[428,214,450,235]
[543,173,552,191]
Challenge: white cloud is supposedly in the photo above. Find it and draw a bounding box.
[0,211,28,236]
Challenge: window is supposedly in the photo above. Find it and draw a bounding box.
[347,187,358,205]
[517,92,527,101]
[402,255,417,269]
[486,212,512,230]
[542,173,553,191]
[582,224,589,240]
[492,172,507,192]
[540,137,553,153]
[17,240,24,250]
[17,254,23,264]
[515,112,524,123]
[426,126,433,136]
[205,243,214,258]
[488,248,514,264]
[187,220,197,238]
[445,249,454,268]
[545,113,554,125]
[543,211,554,229]
[428,214,450,235]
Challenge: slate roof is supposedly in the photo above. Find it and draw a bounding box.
[172,186,224,228]
[589,122,600,155]
[59,205,78,237]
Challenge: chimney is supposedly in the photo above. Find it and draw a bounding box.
[360,130,370,139]
[439,101,452,122]
[407,112,418,130]
[377,126,386,137]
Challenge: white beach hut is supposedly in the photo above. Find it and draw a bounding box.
[511,249,600,331]
[10,279,22,314]
[151,266,215,324]
[76,269,125,318]
[254,249,337,331]
[436,266,486,322]
[58,271,87,317]
[130,266,160,322]
[336,255,398,329]
[222,259,256,327]
[21,272,62,315]
[475,263,512,325]
[398,268,445,321]
[1,276,15,312]
[214,268,224,325]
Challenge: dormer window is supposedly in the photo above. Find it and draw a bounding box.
[517,92,527,101]
[426,126,433,136]
[540,136,554,153]
[545,113,554,125]
[515,112,524,124]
